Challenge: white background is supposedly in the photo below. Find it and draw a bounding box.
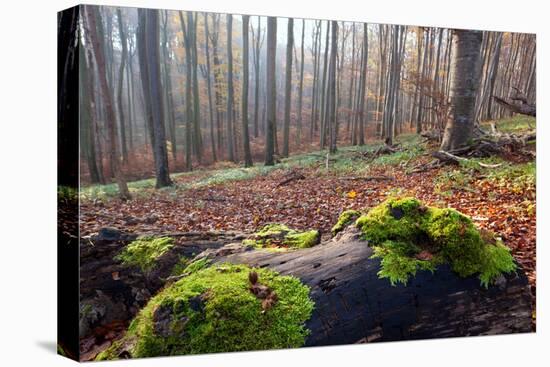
[0,0,547,365]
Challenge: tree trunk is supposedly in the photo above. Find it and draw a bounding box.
[265,17,277,166]
[282,18,294,157]
[328,21,338,153]
[441,30,483,152]
[226,14,236,162]
[85,5,130,199]
[161,10,177,161]
[203,13,217,162]
[190,13,203,161]
[296,19,306,146]
[116,9,129,163]
[143,9,173,188]
[241,15,253,167]
[179,12,194,171]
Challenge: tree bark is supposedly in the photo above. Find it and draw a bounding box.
[328,21,338,153]
[143,9,173,188]
[226,14,236,162]
[203,13,217,162]
[85,5,130,199]
[265,17,277,166]
[441,30,483,152]
[296,19,306,146]
[241,15,253,167]
[282,18,294,157]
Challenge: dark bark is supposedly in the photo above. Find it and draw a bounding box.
[142,9,173,188]
[208,227,532,345]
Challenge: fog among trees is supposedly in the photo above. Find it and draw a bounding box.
[78,5,536,193]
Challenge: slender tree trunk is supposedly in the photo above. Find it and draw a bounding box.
[115,9,129,163]
[356,24,368,146]
[265,17,277,166]
[141,8,173,187]
[203,13,217,162]
[209,15,224,153]
[178,11,193,171]
[328,21,338,153]
[441,30,483,151]
[319,21,330,149]
[161,10,177,161]
[252,17,264,139]
[226,14,236,162]
[282,18,294,157]
[347,24,356,138]
[86,5,130,199]
[190,13,203,161]
[241,15,253,167]
[310,21,320,140]
[79,36,102,184]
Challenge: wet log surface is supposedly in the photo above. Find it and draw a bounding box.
[207,227,533,345]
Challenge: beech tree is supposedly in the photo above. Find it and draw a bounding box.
[241,15,253,167]
[137,8,173,187]
[441,30,483,151]
[282,18,294,157]
[265,17,277,166]
[85,5,131,199]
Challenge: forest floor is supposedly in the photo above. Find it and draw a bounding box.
[80,115,536,315]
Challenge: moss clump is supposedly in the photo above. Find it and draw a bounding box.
[356,197,516,287]
[331,209,361,235]
[244,224,320,250]
[115,237,174,273]
[97,264,314,359]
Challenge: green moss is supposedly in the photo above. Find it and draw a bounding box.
[244,224,320,249]
[356,197,516,287]
[331,209,361,235]
[97,264,314,359]
[115,237,175,273]
[183,257,211,274]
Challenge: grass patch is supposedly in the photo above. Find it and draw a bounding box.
[481,115,536,134]
[96,264,314,359]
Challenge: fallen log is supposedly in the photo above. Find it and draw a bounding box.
[493,93,536,117]
[204,227,532,344]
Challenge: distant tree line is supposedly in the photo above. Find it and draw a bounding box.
[79,5,536,198]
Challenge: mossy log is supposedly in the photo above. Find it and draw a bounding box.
[206,227,532,345]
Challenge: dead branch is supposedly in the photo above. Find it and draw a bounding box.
[493,96,536,117]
